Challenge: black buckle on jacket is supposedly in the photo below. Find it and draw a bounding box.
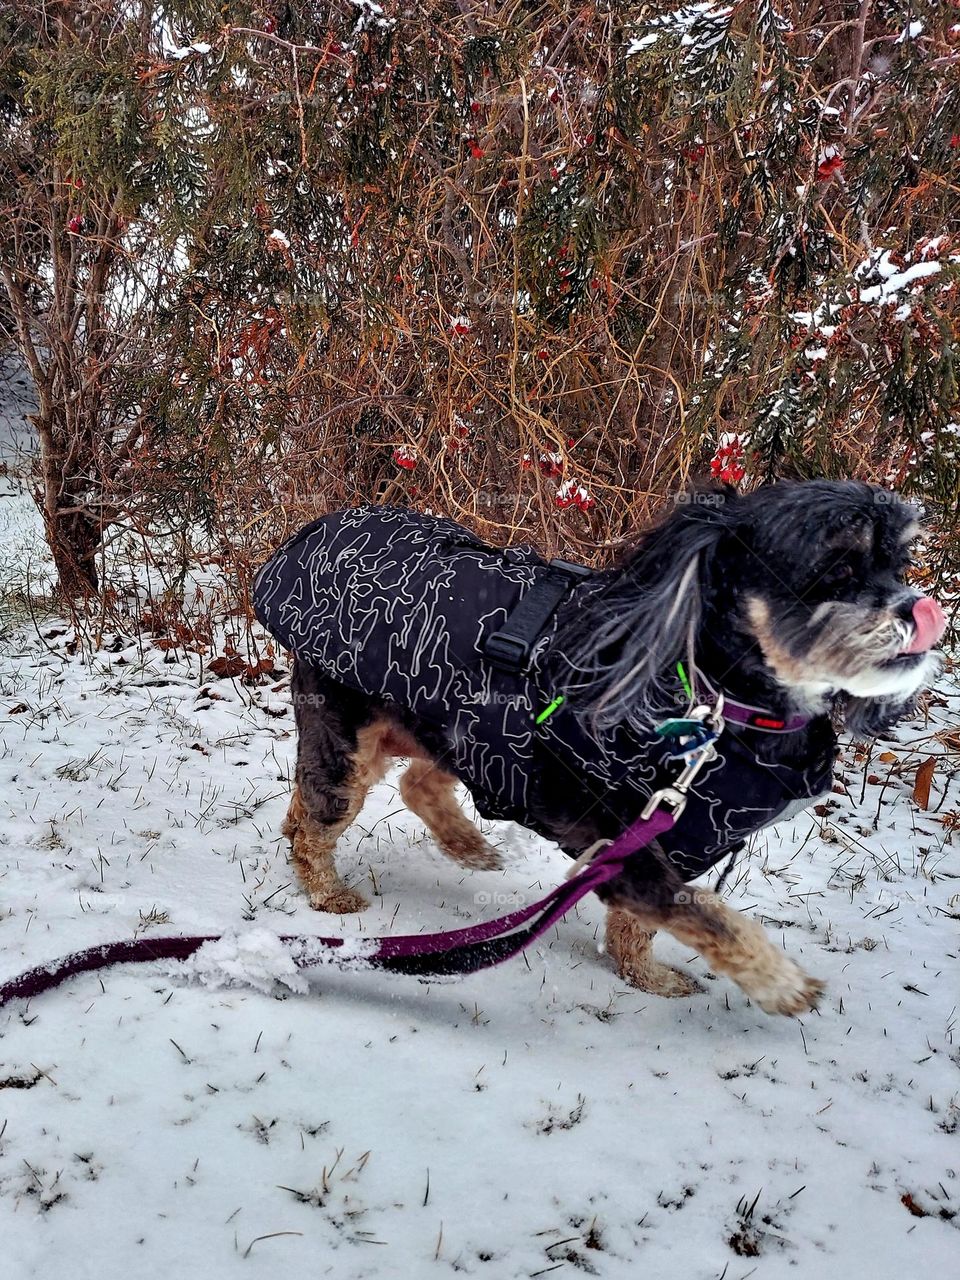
[484,633,531,672]
[483,558,592,673]
[547,559,593,580]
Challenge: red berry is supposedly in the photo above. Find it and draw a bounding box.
[817,153,844,180]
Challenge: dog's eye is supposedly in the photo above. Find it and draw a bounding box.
[819,562,854,587]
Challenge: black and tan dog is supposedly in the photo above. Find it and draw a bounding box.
[253,481,946,1015]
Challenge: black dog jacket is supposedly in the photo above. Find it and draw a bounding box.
[253,506,834,879]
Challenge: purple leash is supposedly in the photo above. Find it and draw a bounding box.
[1,694,749,1006]
[0,808,677,1005]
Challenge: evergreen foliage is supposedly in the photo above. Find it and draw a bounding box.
[0,1,957,601]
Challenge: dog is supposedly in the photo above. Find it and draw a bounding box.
[253,480,946,1016]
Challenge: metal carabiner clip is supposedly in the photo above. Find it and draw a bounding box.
[641,692,725,820]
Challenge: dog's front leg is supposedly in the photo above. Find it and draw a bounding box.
[655,891,823,1016]
[599,849,823,1016]
[605,909,704,998]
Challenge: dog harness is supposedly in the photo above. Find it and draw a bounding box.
[251,505,835,880]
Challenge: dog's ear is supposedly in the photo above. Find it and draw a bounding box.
[841,692,917,738]
[554,484,739,730]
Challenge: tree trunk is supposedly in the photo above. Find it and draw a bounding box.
[33,412,101,599]
[46,508,100,598]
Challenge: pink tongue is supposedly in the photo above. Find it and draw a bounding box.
[903,596,946,653]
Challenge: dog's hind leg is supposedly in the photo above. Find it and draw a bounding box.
[605,909,704,998]
[283,776,374,914]
[398,759,501,870]
[285,665,393,913]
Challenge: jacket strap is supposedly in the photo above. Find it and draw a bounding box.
[483,558,592,672]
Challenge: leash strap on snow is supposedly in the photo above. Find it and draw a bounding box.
[0,809,676,1003]
[0,808,677,1002]
[483,558,592,672]
[0,706,723,1005]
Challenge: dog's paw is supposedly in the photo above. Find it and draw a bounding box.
[309,887,369,914]
[748,955,824,1017]
[439,837,502,871]
[619,960,705,999]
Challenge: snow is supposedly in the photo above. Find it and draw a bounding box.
[1,385,959,1276]
[859,260,940,305]
[175,929,311,995]
[349,0,394,34]
[625,4,733,57]
[169,40,212,59]
[626,33,659,54]
[789,243,948,342]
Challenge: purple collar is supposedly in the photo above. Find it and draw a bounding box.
[694,669,814,734]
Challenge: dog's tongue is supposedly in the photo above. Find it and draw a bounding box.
[903,596,947,654]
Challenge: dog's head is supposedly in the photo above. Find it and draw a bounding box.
[720,480,944,730]
[555,479,946,736]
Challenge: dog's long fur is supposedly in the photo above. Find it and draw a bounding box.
[277,480,942,1016]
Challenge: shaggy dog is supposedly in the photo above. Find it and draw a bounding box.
[253,480,945,1016]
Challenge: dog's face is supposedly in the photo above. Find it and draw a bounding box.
[727,482,944,708]
[553,479,945,736]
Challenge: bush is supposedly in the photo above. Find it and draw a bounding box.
[2,1,957,604]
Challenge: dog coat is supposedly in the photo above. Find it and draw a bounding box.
[253,506,835,879]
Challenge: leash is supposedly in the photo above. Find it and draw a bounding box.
[0,705,725,1006]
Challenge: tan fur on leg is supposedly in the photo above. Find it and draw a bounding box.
[668,895,823,1015]
[613,891,823,1016]
[398,758,500,869]
[287,721,395,914]
[284,783,369,913]
[605,908,704,998]
[664,893,821,1015]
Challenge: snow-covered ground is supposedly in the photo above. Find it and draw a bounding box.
[1,401,958,1278]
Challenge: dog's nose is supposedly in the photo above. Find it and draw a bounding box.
[901,595,947,653]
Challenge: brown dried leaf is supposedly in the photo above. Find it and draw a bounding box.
[901,1192,928,1219]
[208,655,246,678]
[913,756,937,810]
